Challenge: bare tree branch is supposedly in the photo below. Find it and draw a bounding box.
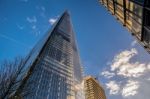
[0,57,28,99]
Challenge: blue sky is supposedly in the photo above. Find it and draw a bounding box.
[0,0,150,99]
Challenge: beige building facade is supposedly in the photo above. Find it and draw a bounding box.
[84,76,106,99]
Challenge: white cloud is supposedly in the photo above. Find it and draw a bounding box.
[26,16,41,36]
[122,80,139,97]
[111,48,137,71]
[49,18,57,25]
[147,64,150,70]
[101,48,150,98]
[27,16,37,23]
[106,81,120,95]
[147,78,150,81]
[117,62,146,78]
[101,71,115,79]
[110,48,148,78]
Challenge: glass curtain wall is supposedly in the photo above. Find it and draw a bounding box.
[19,11,83,99]
[99,0,150,53]
[143,0,150,46]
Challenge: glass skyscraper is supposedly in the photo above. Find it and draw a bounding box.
[99,0,150,53]
[16,11,83,99]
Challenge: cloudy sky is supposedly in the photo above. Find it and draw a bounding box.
[0,0,150,99]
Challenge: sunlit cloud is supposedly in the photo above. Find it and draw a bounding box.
[106,81,120,95]
[49,18,57,25]
[122,80,139,97]
[147,64,150,70]
[101,71,115,79]
[117,62,147,78]
[111,48,137,71]
[26,16,41,36]
[147,78,150,81]
[111,48,149,78]
[101,48,150,98]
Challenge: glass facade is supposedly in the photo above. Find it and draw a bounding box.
[143,0,150,47]
[20,11,83,99]
[99,0,150,53]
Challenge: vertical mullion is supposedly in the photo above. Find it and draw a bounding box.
[141,0,146,41]
[101,0,104,4]
[106,0,109,9]
[123,0,126,26]
[112,0,116,15]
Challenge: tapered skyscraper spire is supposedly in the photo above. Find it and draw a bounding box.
[17,11,83,99]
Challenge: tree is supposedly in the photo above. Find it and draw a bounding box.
[0,57,27,99]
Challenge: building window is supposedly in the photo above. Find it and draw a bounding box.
[108,0,114,14]
[146,0,150,8]
[130,0,144,5]
[115,0,124,24]
[144,10,150,29]
[125,0,142,38]
[143,27,150,46]
[143,8,150,47]
[116,0,123,6]
[103,0,108,7]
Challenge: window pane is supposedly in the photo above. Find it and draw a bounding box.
[116,0,123,6]
[115,4,124,23]
[126,1,143,17]
[143,28,150,46]
[103,0,107,7]
[108,0,114,14]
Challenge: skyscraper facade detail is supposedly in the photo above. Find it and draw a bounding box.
[84,76,106,99]
[99,0,150,53]
[17,11,83,99]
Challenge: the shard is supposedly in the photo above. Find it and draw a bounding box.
[17,11,83,99]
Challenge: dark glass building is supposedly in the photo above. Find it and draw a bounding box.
[17,11,83,99]
[99,0,150,53]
